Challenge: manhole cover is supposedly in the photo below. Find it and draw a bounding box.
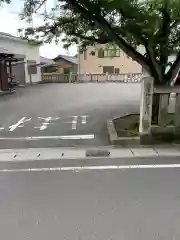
[86,150,110,157]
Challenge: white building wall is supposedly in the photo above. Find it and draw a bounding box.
[0,37,40,84]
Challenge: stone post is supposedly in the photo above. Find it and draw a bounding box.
[83,72,87,83]
[175,93,180,126]
[106,72,109,82]
[69,72,72,83]
[139,77,154,135]
[158,93,169,126]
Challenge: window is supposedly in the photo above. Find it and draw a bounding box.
[98,48,104,58]
[114,68,120,74]
[103,66,114,74]
[104,49,120,57]
[27,60,37,74]
[90,50,96,56]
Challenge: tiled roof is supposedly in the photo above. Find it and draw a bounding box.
[0,32,41,46]
[40,56,55,65]
[0,32,26,43]
[54,54,78,65]
[0,47,13,54]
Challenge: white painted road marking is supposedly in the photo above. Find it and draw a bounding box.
[72,116,78,129]
[0,134,95,140]
[1,164,180,172]
[35,117,60,131]
[9,117,32,132]
[81,116,88,124]
[0,115,90,132]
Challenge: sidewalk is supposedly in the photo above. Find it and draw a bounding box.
[0,146,180,161]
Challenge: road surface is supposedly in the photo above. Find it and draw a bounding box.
[0,156,180,240]
[0,83,140,148]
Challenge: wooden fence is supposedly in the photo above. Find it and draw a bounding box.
[42,73,143,83]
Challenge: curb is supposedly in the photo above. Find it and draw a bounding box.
[0,147,180,162]
[0,90,16,97]
[107,119,118,144]
[107,119,140,146]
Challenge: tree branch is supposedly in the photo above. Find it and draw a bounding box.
[71,32,110,44]
[170,20,180,29]
[34,0,47,13]
[68,0,151,73]
[159,2,170,81]
[145,45,162,83]
[166,52,180,82]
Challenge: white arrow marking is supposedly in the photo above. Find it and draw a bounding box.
[38,117,60,121]
[35,117,60,131]
[9,117,32,132]
[0,127,4,131]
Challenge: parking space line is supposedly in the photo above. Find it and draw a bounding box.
[0,134,95,140]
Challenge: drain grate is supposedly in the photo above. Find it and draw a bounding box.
[86,149,110,157]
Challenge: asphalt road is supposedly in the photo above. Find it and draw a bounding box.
[0,83,140,148]
[0,156,180,240]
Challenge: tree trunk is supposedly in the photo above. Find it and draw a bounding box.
[152,93,160,125]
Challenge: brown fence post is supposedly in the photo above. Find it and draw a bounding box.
[91,74,93,82]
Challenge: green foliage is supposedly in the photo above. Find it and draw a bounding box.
[20,0,180,84]
[63,68,71,74]
[0,0,11,5]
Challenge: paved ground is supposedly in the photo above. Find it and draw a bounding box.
[0,83,140,148]
[2,83,180,240]
[0,156,180,240]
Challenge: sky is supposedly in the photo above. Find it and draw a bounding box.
[0,0,77,58]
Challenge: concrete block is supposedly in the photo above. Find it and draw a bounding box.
[130,148,157,157]
[154,148,180,157]
[110,149,133,158]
